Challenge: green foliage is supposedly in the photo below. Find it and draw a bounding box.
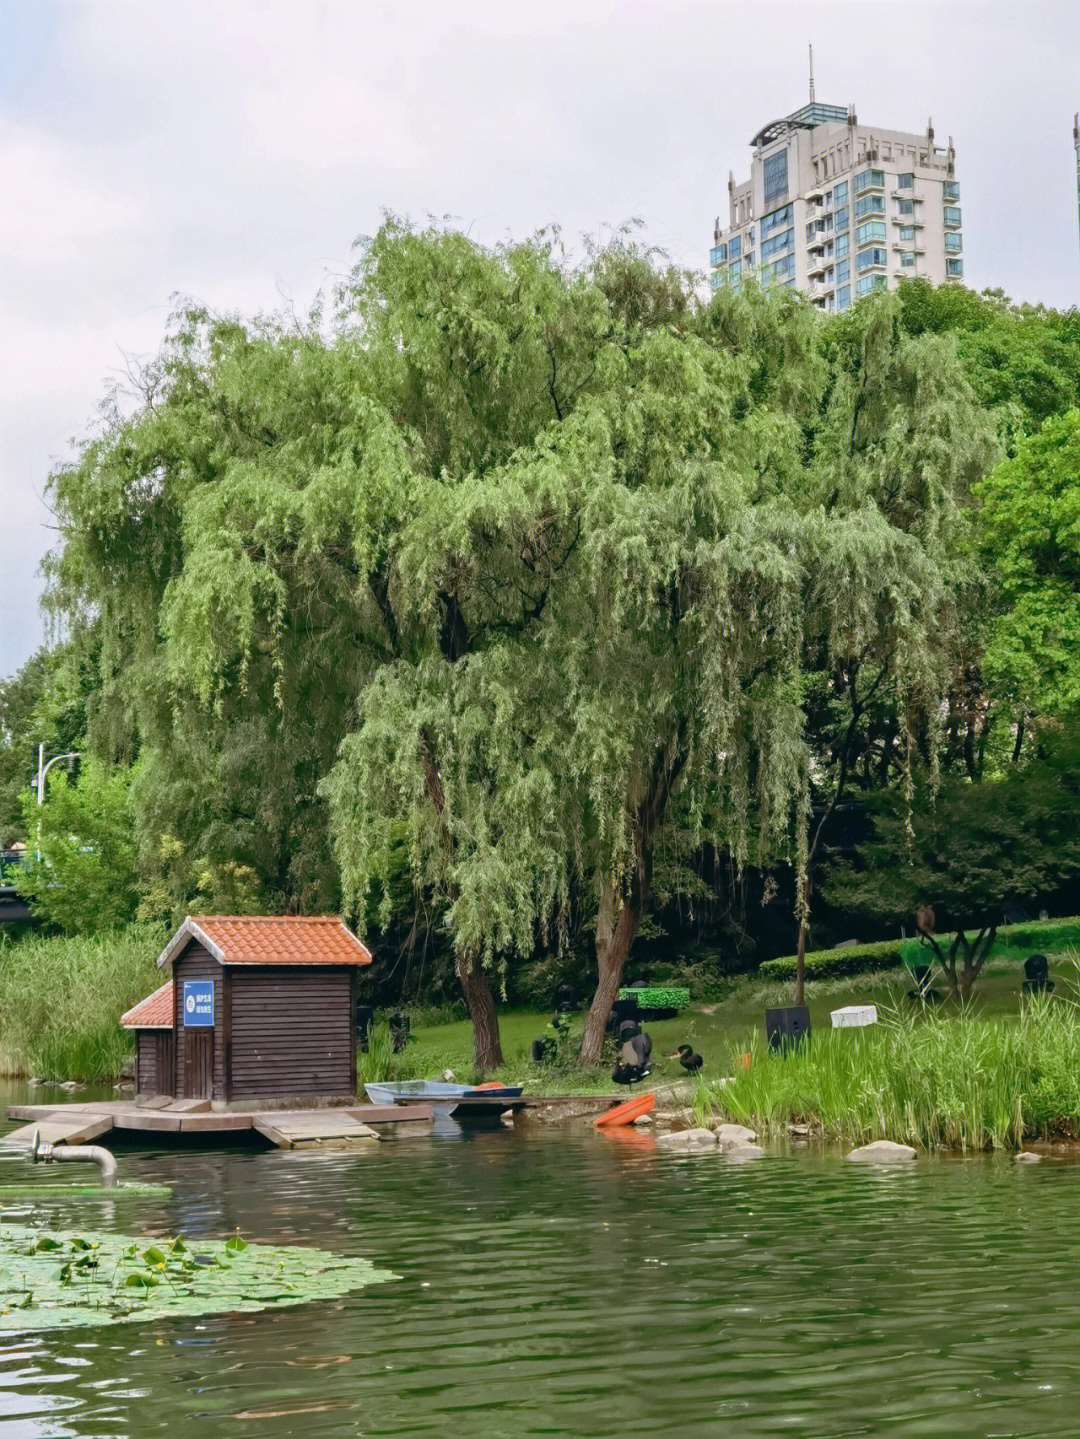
[760,940,904,981]
[0,643,92,849]
[705,986,1080,1150]
[898,280,1080,447]
[617,986,689,1008]
[975,409,1080,716]
[899,918,1080,970]
[12,760,140,934]
[826,751,1080,943]
[0,924,164,1079]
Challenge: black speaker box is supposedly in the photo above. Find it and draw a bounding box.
[765,1005,811,1051]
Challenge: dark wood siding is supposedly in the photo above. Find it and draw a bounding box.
[227,966,355,1099]
[172,941,227,1101]
[136,1031,175,1096]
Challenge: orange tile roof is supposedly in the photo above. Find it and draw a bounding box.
[121,980,174,1029]
[157,915,373,970]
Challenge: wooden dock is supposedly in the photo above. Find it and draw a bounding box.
[3,1099,437,1151]
[3,1092,627,1152]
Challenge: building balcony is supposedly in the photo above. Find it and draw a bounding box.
[806,254,829,278]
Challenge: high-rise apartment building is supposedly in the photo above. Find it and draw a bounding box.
[710,101,961,311]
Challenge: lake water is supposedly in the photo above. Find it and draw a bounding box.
[2,1080,1079,1438]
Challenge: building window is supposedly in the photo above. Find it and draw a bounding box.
[709,270,724,291]
[835,208,849,234]
[856,274,887,296]
[899,225,916,241]
[946,258,964,277]
[710,244,727,267]
[762,228,794,261]
[900,251,916,267]
[838,284,851,311]
[764,149,789,204]
[834,180,849,205]
[854,194,886,218]
[896,198,915,216]
[943,180,960,200]
[856,246,888,271]
[897,172,915,189]
[729,260,742,281]
[760,204,793,238]
[836,258,850,283]
[854,168,885,194]
[764,253,794,283]
[943,205,962,227]
[856,220,887,245]
[836,233,849,256]
[945,232,963,252]
[729,236,741,261]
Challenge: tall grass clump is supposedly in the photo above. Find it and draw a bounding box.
[706,974,1080,1151]
[357,1022,395,1087]
[0,924,166,1081]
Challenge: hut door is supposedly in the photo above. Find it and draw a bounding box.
[154,1032,175,1097]
[184,1029,214,1099]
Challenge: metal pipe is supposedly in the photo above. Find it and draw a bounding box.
[30,1129,118,1187]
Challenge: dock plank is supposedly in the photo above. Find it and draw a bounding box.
[112,1111,183,1133]
[253,1113,380,1149]
[349,1104,434,1125]
[3,1114,115,1148]
[179,1113,254,1133]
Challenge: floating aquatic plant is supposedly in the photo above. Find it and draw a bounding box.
[1,1224,394,1332]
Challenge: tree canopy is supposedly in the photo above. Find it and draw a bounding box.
[16,223,1080,1061]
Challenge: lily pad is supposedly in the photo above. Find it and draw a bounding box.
[1,1224,395,1333]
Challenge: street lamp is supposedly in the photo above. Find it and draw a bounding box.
[36,744,80,807]
[35,744,80,861]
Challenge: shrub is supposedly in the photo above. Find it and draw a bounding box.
[761,919,1080,983]
[759,940,903,981]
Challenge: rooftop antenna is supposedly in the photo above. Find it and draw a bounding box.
[808,43,815,103]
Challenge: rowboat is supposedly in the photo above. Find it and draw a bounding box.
[364,1080,525,1123]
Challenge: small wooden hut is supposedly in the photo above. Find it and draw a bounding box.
[121,915,372,1103]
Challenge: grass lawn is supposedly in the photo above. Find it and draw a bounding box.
[391,953,1074,1092]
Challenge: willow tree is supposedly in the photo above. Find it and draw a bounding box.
[782,295,999,1001]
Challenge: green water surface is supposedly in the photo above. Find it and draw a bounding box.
[1,1078,1078,1437]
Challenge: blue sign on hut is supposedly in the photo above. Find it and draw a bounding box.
[121,916,373,1103]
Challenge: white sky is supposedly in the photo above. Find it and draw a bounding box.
[2,0,1078,677]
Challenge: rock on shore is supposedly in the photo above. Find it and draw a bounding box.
[846,1140,917,1163]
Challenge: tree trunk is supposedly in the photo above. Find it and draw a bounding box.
[578,883,642,1066]
[795,909,808,1006]
[456,954,504,1071]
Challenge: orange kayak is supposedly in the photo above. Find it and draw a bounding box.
[594,1091,656,1129]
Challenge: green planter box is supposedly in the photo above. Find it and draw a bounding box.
[617,986,689,1010]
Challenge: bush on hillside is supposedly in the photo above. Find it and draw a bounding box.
[759,940,903,981]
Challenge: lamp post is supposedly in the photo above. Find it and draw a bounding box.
[35,744,80,860]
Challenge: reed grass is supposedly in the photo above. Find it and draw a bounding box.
[357,1021,396,1086]
[0,925,165,1081]
[700,966,1080,1151]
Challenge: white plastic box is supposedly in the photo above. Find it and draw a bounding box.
[830,1005,878,1028]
